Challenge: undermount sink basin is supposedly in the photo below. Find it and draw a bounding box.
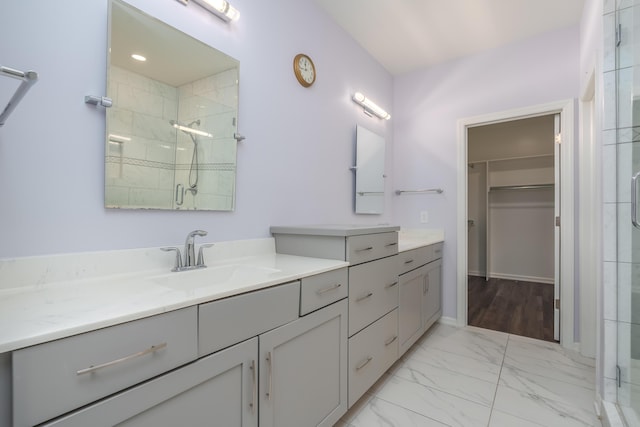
[148,264,281,290]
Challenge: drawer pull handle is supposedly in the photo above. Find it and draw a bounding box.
[356,292,374,302]
[316,283,342,295]
[266,351,273,400]
[356,246,374,252]
[356,356,373,371]
[250,359,257,413]
[385,336,398,346]
[404,259,414,265]
[386,242,398,247]
[385,281,398,289]
[76,342,167,375]
[434,249,442,254]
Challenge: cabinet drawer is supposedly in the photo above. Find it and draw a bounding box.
[398,246,431,275]
[431,242,443,260]
[13,307,198,427]
[43,337,259,427]
[300,268,348,316]
[346,232,398,265]
[199,281,300,356]
[348,255,398,336]
[348,309,398,407]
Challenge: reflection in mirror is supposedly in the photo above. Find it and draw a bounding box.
[354,125,385,214]
[105,0,239,210]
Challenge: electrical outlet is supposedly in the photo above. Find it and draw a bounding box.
[420,211,429,223]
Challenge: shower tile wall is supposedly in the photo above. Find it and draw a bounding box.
[106,65,177,209]
[176,68,238,210]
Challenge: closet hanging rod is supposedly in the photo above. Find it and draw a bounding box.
[489,184,554,191]
[0,66,38,127]
[395,188,443,195]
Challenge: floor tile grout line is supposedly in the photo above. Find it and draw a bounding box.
[486,333,509,426]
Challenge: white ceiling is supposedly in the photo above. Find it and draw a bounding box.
[314,0,585,75]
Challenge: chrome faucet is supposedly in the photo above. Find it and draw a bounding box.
[184,229,207,268]
[161,229,212,272]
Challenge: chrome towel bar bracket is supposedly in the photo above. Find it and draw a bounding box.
[84,95,113,108]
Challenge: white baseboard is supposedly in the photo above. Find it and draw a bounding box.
[438,316,458,327]
[488,272,554,285]
[468,270,485,277]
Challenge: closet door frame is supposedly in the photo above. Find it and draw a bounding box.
[456,99,575,348]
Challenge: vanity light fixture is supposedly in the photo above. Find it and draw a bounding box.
[176,0,240,22]
[352,92,391,120]
[131,54,147,62]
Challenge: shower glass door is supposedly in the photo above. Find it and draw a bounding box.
[618,1,640,424]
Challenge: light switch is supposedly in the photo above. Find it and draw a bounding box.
[420,211,429,223]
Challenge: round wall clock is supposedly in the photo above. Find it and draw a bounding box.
[293,53,316,87]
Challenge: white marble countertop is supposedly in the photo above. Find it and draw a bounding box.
[0,231,444,354]
[398,228,445,252]
[0,252,347,353]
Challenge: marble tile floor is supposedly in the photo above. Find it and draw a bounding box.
[336,323,599,427]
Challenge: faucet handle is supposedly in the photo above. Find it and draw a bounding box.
[160,247,183,271]
[197,244,214,267]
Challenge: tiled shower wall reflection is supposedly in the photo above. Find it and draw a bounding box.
[603,0,640,421]
[106,65,177,209]
[175,69,237,210]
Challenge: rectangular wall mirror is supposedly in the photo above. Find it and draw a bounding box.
[105,0,240,211]
[354,125,385,214]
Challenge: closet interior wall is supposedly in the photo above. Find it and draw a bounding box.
[467,115,556,283]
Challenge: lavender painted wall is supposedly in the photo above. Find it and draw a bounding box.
[392,26,580,319]
[0,0,393,258]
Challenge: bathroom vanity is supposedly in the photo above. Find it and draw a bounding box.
[0,229,443,426]
[270,225,443,407]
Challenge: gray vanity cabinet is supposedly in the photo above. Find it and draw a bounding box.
[398,243,443,357]
[42,337,258,427]
[398,264,429,355]
[259,299,348,427]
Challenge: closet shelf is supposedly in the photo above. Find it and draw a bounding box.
[0,66,38,127]
[489,184,554,192]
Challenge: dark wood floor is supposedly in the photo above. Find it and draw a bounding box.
[468,276,556,342]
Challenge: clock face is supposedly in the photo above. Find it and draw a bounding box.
[294,54,316,87]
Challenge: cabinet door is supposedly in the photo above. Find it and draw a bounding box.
[423,259,442,332]
[44,338,258,427]
[259,300,348,427]
[398,265,428,356]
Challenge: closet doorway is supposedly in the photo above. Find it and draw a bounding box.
[466,114,559,342]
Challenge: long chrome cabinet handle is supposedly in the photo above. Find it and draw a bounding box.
[356,356,373,371]
[76,342,167,375]
[316,283,342,295]
[633,172,640,229]
[249,360,256,413]
[355,246,373,252]
[266,351,273,400]
[385,281,398,289]
[356,292,374,302]
[385,242,398,247]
